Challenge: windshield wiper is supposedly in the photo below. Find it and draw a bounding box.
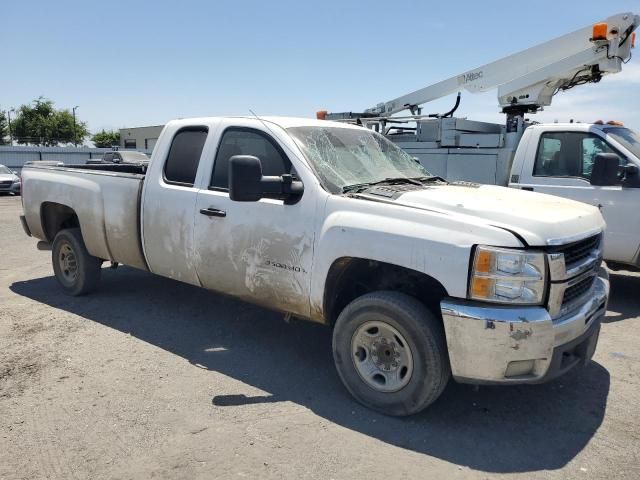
[342,176,441,193]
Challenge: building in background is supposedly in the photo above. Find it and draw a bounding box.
[119,125,164,151]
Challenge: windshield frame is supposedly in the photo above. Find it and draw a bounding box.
[604,127,640,161]
[286,125,431,194]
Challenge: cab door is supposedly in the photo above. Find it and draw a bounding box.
[192,122,315,317]
[517,130,639,263]
[141,125,210,285]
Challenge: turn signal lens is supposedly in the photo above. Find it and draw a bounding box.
[592,23,608,41]
[471,277,493,298]
[632,32,636,48]
[475,250,493,273]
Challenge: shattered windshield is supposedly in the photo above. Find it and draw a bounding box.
[606,127,640,159]
[287,126,431,193]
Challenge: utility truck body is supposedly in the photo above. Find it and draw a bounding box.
[20,116,609,415]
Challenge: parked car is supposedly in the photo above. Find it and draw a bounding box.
[0,164,21,195]
[87,151,149,165]
[19,116,609,416]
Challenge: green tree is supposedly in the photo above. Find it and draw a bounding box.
[11,97,89,146]
[91,129,120,148]
[0,110,8,145]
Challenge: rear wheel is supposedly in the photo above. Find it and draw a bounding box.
[332,291,450,416]
[52,228,102,295]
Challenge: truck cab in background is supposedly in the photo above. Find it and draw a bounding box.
[390,120,640,270]
[509,123,640,269]
[87,150,149,165]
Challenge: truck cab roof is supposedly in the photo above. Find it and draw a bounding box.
[529,122,627,131]
[165,116,363,131]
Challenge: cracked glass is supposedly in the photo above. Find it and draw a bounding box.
[287,126,430,193]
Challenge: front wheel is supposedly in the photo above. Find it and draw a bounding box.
[52,228,102,296]
[332,291,450,416]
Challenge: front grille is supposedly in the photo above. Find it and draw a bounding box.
[562,275,596,307]
[552,234,601,269]
[0,180,12,187]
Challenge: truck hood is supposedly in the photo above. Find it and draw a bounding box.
[364,184,605,246]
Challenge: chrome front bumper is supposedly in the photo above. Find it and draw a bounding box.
[440,274,609,384]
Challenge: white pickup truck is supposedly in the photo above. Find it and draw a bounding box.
[20,116,609,416]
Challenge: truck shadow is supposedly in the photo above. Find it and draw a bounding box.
[10,267,610,474]
[603,271,640,323]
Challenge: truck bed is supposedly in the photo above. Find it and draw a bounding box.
[21,163,148,271]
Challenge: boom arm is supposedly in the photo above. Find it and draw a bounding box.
[364,12,639,117]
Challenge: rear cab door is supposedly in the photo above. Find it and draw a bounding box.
[141,119,220,285]
[513,125,639,263]
[192,118,318,317]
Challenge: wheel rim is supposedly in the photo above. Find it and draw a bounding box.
[58,243,78,284]
[351,320,414,393]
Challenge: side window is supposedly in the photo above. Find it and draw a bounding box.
[103,153,114,162]
[163,127,208,187]
[534,131,592,178]
[533,133,562,177]
[581,135,617,179]
[210,128,291,190]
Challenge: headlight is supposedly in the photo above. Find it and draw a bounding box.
[469,246,546,304]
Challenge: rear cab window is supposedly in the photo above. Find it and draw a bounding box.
[163,127,208,187]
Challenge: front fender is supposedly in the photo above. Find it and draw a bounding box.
[309,195,520,321]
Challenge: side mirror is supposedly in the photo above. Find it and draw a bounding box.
[621,163,640,188]
[590,153,620,186]
[228,155,303,202]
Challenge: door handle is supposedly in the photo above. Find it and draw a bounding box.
[200,207,226,218]
[521,187,534,191]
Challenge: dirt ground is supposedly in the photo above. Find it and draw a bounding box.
[1,194,639,480]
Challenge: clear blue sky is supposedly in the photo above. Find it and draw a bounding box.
[3,0,639,137]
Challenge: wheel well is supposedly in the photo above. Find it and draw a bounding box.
[323,258,448,326]
[41,202,80,242]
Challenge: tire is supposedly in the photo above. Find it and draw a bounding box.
[332,291,450,416]
[52,228,102,296]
